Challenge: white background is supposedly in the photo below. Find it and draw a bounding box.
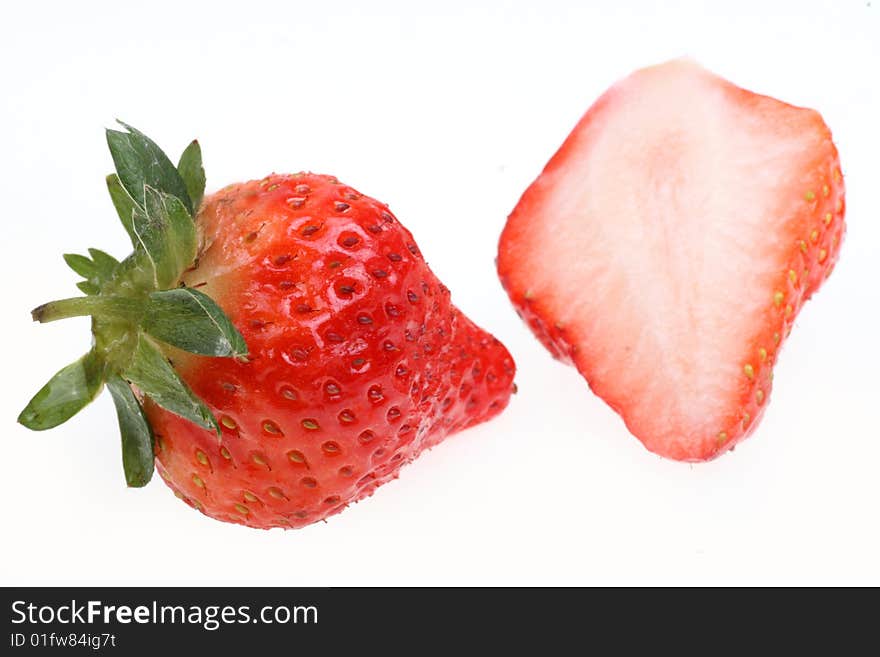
[1,0,877,586]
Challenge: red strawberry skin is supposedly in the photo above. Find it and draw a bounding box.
[148,174,515,528]
[498,60,845,462]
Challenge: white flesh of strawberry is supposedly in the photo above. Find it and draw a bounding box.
[514,60,831,458]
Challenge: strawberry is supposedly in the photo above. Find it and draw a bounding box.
[149,174,516,528]
[20,124,515,528]
[498,59,844,462]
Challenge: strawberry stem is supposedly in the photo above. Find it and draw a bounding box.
[32,296,144,324]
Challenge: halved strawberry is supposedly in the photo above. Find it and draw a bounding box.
[498,59,845,461]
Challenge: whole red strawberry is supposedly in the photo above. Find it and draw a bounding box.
[19,124,515,529]
[151,173,515,527]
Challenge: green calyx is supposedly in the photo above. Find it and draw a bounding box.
[17,121,247,488]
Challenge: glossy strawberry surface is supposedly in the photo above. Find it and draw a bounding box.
[149,173,515,528]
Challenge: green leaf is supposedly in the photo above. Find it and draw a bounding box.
[64,251,119,295]
[131,186,197,289]
[106,173,140,245]
[106,122,193,215]
[105,374,155,487]
[63,253,98,279]
[77,281,100,295]
[18,351,104,430]
[88,249,119,278]
[144,287,247,357]
[177,140,205,214]
[123,335,219,433]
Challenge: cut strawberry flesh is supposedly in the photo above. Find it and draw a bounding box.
[499,59,844,460]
